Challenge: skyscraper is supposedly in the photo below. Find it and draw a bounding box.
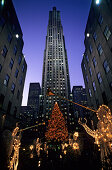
[72,86,88,118]
[0,0,27,128]
[41,7,74,128]
[27,83,41,118]
[81,0,112,125]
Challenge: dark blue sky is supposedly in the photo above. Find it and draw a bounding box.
[12,0,91,106]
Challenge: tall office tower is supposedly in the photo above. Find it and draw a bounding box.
[72,86,88,119]
[0,0,27,128]
[81,0,112,124]
[27,83,41,118]
[41,7,74,129]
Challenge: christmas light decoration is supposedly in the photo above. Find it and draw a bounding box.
[36,138,41,157]
[45,102,68,142]
[9,127,21,170]
[78,105,112,164]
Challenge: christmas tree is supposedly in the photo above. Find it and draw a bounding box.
[45,102,68,142]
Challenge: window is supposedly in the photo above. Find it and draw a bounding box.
[18,56,22,65]
[86,75,89,83]
[8,32,12,43]
[104,26,111,40]
[93,57,97,67]
[103,60,110,73]
[9,58,14,69]
[14,45,17,55]
[15,69,19,78]
[22,64,25,72]
[11,83,15,94]
[4,74,10,86]
[85,54,89,63]
[97,44,103,55]
[0,64,2,72]
[1,45,7,57]
[89,67,92,76]
[93,32,97,41]
[19,76,23,85]
[97,72,102,84]
[17,90,20,100]
[89,89,92,97]
[98,14,103,25]
[89,45,92,54]
[93,81,96,91]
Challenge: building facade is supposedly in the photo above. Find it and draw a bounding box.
[81,0,112,116]
[72,86,88,119]
[40,7,74,129]
[0,0,27,128]
[27,82,41,118]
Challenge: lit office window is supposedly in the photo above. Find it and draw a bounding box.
[97,72,102,84]
[89,89,92,97]
[89,67,92,76]
[97,44,103,55]
[93,81,96,91]
[103,60,110,73]
[4,74,10,86]
[93,57,97,67]
[93,32,97,41]
[104,26,111,40]
[11,83,15,94]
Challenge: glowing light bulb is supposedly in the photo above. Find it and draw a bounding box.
[96,0,100,5]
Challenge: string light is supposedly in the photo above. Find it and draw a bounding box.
[78,105,112,164]
[45,102,68,142]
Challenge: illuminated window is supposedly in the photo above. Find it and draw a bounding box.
[97,72,102,84]
[89,67,92,76]
[93,57,97,67]
[11,83,15,94]
[97,44,103,55]
[93,32,97,41]
[89,89,92,97]
[4,74,10,86]
[104,26,111,40]
[89,45,92,54]
[93,81,96,91]
[103,60,110,73]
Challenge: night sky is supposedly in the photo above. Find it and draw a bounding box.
[12,0,92,106]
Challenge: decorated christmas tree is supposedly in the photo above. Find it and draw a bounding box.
[45,102,68,142]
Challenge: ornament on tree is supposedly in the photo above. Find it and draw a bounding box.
[45,102,68,142]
